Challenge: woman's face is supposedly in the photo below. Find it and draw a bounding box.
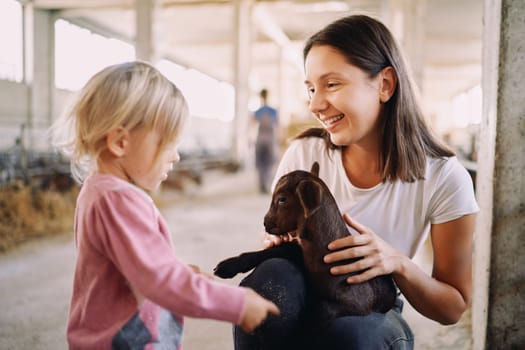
[304,45,384,147]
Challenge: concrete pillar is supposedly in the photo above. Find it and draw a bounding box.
[381,0,426,91]
[277,49,286,124]
[23,4,55,149]
[231,0,253,165]
[277,49,294,139]
[135,0,155,63]
[473,0,525,348]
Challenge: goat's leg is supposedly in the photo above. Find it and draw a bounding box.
[214,242,302,278]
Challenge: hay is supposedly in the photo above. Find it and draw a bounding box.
[0,184,79,252]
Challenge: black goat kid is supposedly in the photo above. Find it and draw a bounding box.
[214,162,397,321]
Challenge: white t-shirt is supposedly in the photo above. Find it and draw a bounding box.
[272,137,479,258]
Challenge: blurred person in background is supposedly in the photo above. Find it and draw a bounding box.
[252,88,279,193]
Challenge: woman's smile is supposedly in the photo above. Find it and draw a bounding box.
[320,114,345,131]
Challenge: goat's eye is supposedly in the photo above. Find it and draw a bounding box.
[277,196,286,204]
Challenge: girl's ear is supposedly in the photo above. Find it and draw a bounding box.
[106,127,129,157]
[379,66,397,103]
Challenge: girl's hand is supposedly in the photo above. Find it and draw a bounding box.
[323,214,404,283]
[239,288,280,333]
[188,264,214,279]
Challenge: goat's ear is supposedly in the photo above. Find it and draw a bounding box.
[296,179,322,217]
[310,162,320,177]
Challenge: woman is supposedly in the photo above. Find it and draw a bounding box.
[235,14,478,350]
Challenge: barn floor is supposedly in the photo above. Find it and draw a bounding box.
[0,168,472,349]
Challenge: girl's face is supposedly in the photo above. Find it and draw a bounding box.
[121,128,179,191]
[304,45,384,147]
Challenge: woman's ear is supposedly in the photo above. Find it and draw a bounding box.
[379,66,397,103]
[106,127,129,157]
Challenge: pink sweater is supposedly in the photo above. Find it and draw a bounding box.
[67,174,246,349]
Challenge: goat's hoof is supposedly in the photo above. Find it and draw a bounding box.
[213,259,240,279]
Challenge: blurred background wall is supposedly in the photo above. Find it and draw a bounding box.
[0,0,482,166]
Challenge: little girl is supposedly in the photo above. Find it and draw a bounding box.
[52,61,279,349]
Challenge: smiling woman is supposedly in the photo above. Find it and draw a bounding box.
[234,14,479,350]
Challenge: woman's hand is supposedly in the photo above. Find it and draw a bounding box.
[323,213,475,324]
[261,232,294,249]
[323,214,404,283]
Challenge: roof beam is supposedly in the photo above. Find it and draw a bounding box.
[252,3,302,70]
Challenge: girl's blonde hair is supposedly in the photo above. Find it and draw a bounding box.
[52,61,189,182]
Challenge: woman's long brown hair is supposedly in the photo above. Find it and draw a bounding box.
[302,15,454,182]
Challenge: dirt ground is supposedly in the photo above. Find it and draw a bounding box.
[0,168,472,349]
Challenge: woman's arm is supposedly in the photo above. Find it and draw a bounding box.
[395,214,475,324]
[324,213,476,325]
